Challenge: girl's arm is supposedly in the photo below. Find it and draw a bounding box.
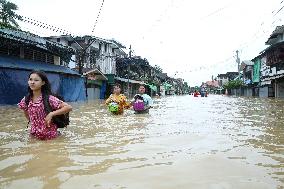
[105,95,112,105]
[18,97,30,122]
[45,102,72,127]
[122,97,131,109]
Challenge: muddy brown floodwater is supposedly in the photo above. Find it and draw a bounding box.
[0,95,283,189]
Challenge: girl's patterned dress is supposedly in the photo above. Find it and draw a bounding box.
[18,95,62,140]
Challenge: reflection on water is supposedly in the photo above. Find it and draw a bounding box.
[0,95,283,189]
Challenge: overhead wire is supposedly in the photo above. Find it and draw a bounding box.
[91,0,105,34]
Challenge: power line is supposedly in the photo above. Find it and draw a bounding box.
[91,0,105,34]
[19,15,74,36]
[273,5,284,16]
[235,0,284,57]
[201,1,235,20]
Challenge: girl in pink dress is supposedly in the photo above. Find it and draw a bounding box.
[18,71,72,140]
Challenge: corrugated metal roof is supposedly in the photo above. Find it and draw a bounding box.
[0,29,75,53]
[265,25,284,45]
[0,28,46,49]
[0,56,80,75]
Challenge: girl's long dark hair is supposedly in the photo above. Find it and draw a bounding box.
[25,70,52,105]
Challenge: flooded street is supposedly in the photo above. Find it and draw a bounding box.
[0,95,284,189]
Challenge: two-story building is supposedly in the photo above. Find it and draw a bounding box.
[262,25,284,98]
[217,72,239,87]
[46,35,127,100]
[217,74,229,87]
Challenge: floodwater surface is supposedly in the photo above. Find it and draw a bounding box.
[0,95,283,189]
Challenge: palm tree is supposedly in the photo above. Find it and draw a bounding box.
[0,0,22,29]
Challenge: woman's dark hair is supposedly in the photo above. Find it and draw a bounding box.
[139,84,147,93]
[113,83,121,89]
[25,70,52,105]
[112,83,122,93]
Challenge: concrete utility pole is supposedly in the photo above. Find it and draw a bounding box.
[236,50,240,74]
[127,45,132,97]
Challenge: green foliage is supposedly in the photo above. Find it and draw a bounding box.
[153,65,163,73]
[223,80,243,89]
[0,0,22,29]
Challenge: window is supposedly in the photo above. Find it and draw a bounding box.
[105,44,107,52]
[0,43,20,57]
[8,47,20,57]
[24,48,34,60]
[57,38,60,42]
[0,44,9,55]
[34,50,47,62]
[46,54,54,64]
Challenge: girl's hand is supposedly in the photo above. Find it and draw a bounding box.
[45,112,54,127]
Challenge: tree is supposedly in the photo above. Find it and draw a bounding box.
[0,0,22,29]
[154,65,163,73]
[223,80,243,90]
[183,82,190,94]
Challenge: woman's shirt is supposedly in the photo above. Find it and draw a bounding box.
[132,94,153,107]
[18,95,62,140]
[106,94,129,114]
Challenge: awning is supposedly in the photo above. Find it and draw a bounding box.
[83,68,108,81]
[0,55,80,75]
[87,80,103,86]
[114,77,143,84]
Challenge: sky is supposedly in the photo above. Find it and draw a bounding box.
[10,0,284,86]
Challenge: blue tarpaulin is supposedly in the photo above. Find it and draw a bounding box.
[0,56,86,105]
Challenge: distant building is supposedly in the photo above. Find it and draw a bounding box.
[217,72,238,87]
[217,74,228,87]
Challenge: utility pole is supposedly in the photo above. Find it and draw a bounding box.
[129,45,132,58]
[127,45,132,97]
[236,50,240,74]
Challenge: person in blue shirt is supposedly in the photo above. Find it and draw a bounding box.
[132,84,153,113]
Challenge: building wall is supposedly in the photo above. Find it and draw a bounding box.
[87,87,100,100]
[91,42,123,75]
[51,36,124,74]
[259,86,268,97]
[244,88,253,97]
[276,81,284,98]
[54,56,60,65]
[49,38,70,47]
[217,77,228,86]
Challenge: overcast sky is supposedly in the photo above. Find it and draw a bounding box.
[11,0,284,86]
